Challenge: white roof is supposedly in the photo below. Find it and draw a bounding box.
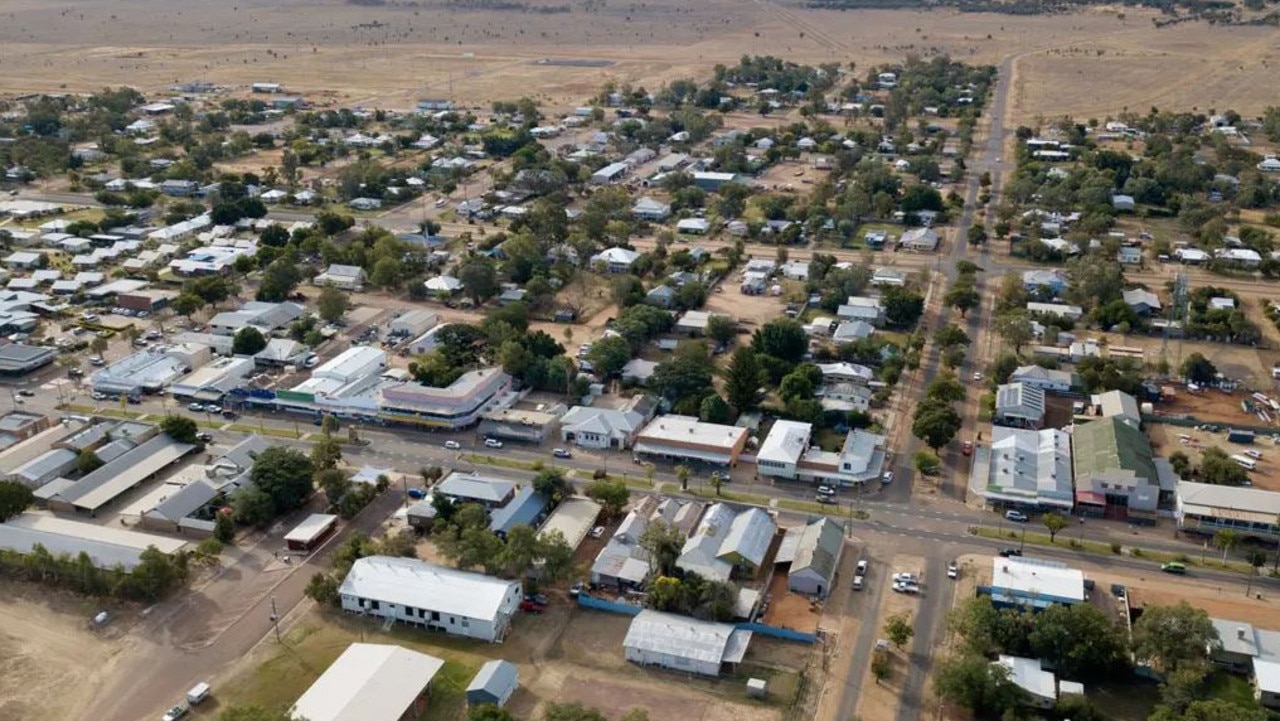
[592,246,640,265]
[538,497,602,550]
[292,643,445,721]
[0,513,186,570]
[284,514,338,545]
[1177,481,1280,527]
[1254,659,1280,693]
[991,556,1085,603]
[983,427,1074,509]
[758,420,811,466]
[637,415,747,451]
[623,610,752,665]
[339,556,519,622]
[997,655,1057,701]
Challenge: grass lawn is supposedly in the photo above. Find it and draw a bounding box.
[1206,671,1257,708]
[220,614,493,720]
[812,428,846,452]
[1089,679,1160,721]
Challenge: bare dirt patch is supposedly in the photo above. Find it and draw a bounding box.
[1148,422,1280,492]
[0,584,128,721]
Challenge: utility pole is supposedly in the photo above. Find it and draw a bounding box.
[270,596,281,643]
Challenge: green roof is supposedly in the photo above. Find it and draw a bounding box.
[1072,416,1156,481]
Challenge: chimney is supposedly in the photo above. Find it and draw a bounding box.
[1238,627,1247,640]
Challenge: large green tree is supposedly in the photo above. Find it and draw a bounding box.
[1131,601,1218,676]
[585,478,630,519]
[587,336,633,377]
[751,317,808,363]
[459,256,499,306]
[1027,603,1129,681]
[232,326,268,356]
[0,480,34,521]
[934,653,1026,718]
[722,347,764,413]
[160,415,199,444]
[316,285,349,324]
[249,446,316,515]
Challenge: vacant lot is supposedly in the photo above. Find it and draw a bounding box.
[1148,422,1280,492]
[0,584,130,721]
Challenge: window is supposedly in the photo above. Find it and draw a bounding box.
[461,618,470,628]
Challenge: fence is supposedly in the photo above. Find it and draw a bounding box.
[1144,414,1279,435]
[577,595,817,643]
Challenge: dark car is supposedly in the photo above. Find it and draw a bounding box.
[519,599,547,614]
[998,548,1023,557]
[524,593,549,606]
[407,487,427,500]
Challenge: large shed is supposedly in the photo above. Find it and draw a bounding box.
[777,517,844,598]
[466,659,519,707]
[622,610,752,677]
[285,513,339,551]
[537,497,601,551]
[291,643,445,721]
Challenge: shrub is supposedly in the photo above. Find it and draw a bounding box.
[1110,542,1122,554]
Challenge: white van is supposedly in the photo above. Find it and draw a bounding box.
[1230,454,1257,471]
[1244,450,1264,460]
[186,682,211,705]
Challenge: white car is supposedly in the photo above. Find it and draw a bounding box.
[816,485,836,496]
[852,575,864,591]
[188,403,204,412]
[589,526,605,539]
[856,560,868,575]
[972,372,984,382]
[484,438,504,449]
[444,440,461,450]
[893,572,918,584]
[880,471,894,485]
[894,581,920,595]
[947,563,959,580]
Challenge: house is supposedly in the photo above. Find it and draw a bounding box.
[209,301,304,337]
[622,610,752,677]
[898,227,939,252]
[1123,289,1162,316]
[1026,302,1083,322]
[645,284,677,309]
[871,268,907,287]
[676,503,776,582]
[590,247,640,274]
[691,172,743,192]
[291,643,445,721]
[832,320,875,343]
[677,218,710,235]
[1208,296,1235,311]
[1112,195,1136,212]
[467,660,518,708]
[1088,389,1141,428]
[817,362,875,385]
[1257,660,1280,709]
[558,400,652,450]
[339,556,522,642]
[424,275,463,296]
[621,358,658,386]
[314,264,366,291]
[591,162,630,185]
[1117,246,1142,265]
[970,427,1073,512]
[780,260,810,281]
[1218,248,1263,267]
[1072,416,1172,522]
[1176,481,1280,542]
[675,310,719,336]
[836,296,885,326]
[994,383,1046,429]
[985,556,1085,609]
[634,415,749,467]
[818,382,873,413]
[777,517,844,597]
[3,251,42,271]
[1010,365,1076,394]
[996,655,1084,708]
[631,197,671,221]
[159,180,199,197]
[1207,618,1280,672]
[349,198,382,211]
[1175,247,1210,265]
[1021,269,1067,295]
[435,471,516,509]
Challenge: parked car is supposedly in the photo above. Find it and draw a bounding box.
[206,405,222,415]
[484,438,504,449]
[195,432,213,442]
[856,560,868,575]
[92,392,106,401]
[880,471,894,485]
[407,487,427,500]
[519,599,546,613]
[444,440,461,450]
[188,403,204,412]
[221,410,238,419]
[893,580,920,594]
[962,440,974,456]
[1004,510,1028,523]
[162,704,188,721]
[89,357,105,366]
[552,448,572,459]
[16,389,34,397]
[972,372,984,382]
[525,593,549,606]
[998,548,1023,557]
[569,581,585,597]
[816,485,836,496]
[815,494,836,505]
[892,572,918,584]
[852,575,864,591]
[947,563,959,580]
[589,526,605,539]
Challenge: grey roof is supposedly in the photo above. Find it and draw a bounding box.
[623,610,752,665]
[7,448,78,487]
[339,556,519,622]
[996,382,1046,418]
[467,659,518,699]
[785,517,843,582]
[436,471,515,504]
[218,435,273,471]
[145,479,218,523]
[0,514,186,570]
[46,434,195,511]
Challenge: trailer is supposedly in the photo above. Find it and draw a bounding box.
[1227,429,1256,444]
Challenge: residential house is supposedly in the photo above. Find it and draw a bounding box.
[338,556,522,642]
[1117,246,1142,265]
[645,284,676,309]
[591,162,629,185]
[1027,302,1084,322]
[290,643,445,721]
[590,247,640,274]
[995,655,1084,709]
[314,264,366,291]
[836,296,885,326]
[1021,269,1067,295]
[466,660,518,708]
[676,218,710,235]
[676,503,776,582]
[631,197,671,221]
[1123,289,1162,316]
[898,227,939,251]
[558,398,653,450]
[1010,365,1076,394]
[832,320,875,343]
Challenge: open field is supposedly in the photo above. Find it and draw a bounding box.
[1148,420,1280,492]
[0,0,1275,122]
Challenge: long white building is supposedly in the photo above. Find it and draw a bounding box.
[339,556,522,642]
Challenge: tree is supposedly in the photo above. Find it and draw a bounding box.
[213,511,235,543]
[675,465,691,492]
[1180,353,1218,385]
[698,394,732,424]
[317,286,349,324]
[967,224,988,246]
[90,336,109,358]
[249,446,316,515]
[722,347,764,413]
[231,484,276,526]
[587,336,632,377]
[1027,603,1129,682]
[532,469,572,504]
[912,400,962,451]
[543,702,608,721]
[934,653,1026,717]
[311,433,343,471]
[913,450,941,475]
[585,478,630,519]
[707,314,737,346]
[885,613,915,648]
[1214,529,1239,565]
[304,572,341,606]
[1042,512,1069,542]
[172,292,204,319]
[1131,601,1218,676]
[76,449,104,475]
[882,286,925,328]
[159,415,199,444]
[994,311,1034,354]
[934,324,970,348]
[0,480,34,521]
[256,258,301,302]
[1198,447,1250,486]
[871,651,892,684]
[649,353,714,405]
[232,326,268,356]
[925,374,966,403]
[751,318,808,363]
[538,529,575,582]
[639,519,684,575]
[1149,699,1268,721]
[945,281,981,318]
[499,524,541,578]
[468,704,517,721]
[459,256,499,306]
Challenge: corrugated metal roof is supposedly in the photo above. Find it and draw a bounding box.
[623,610,751,665]
[339,556,518,622]
[789,517,843,581]
[467,659,518,698]
[292,643,444,721]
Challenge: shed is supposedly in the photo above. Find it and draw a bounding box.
[284,513,338,551]
[622,610,752,677]
[466,660,518,707]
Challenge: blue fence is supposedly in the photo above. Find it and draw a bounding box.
[577,595,817,643]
